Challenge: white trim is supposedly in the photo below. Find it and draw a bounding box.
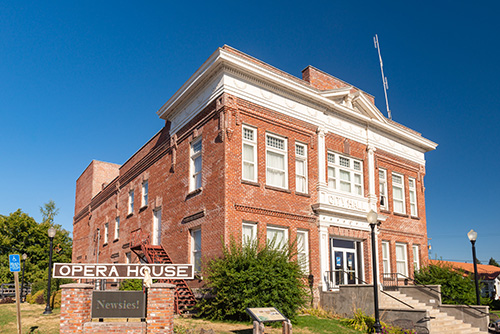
[191,228,202,272]
[141,180,148,208]
[190,137,203,191]
[114,217,120,241]
[392,172,406,214]
[297,229,310,274]
[152,209,162,246]
[409,177,417,216]
[379,169,389,210]
[128,190,134,214]
[295,142,308,194]
[412,244,420,272]
[381,240,391,276]
[104,223,109,244]
[395,242,408,278]
[265,133,288,189]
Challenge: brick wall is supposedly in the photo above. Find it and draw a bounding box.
[60,283,93,334]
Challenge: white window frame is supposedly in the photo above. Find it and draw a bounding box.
[295,143,308,194]
[152,209,162,246]
[191,228,202,272]
[392,173,406,214]
[128,190,134,214]
[242,125,257,182]
[327,151,363,196]
[412,245,420,272]
[125,252,131,264]
[190,137,202,191]
[265,133,288,189]
[242,221,257,245]
[409,177,417,216]
[266,225,288,249]
[379,169,388,210]
[297,230,309,274]
[381,241,391,277]
[395,242,408,278]
[141,180,148,208]
[114,217,120,240]
[104,223,109,244]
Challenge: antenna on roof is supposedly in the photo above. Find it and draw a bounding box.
[373,34,392,120]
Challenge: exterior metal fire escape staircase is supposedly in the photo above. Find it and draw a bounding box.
[130,229,196,314]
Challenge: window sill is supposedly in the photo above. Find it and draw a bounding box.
[241,180,260,187]
[102,243,108,247]
[265,185,291,194]
[296,192,310,198]
[186,188,202,200]
[380,209,391,215]
[126,213,133,219]
[410,216,420,220]
[113,238,119,243]
[393,212,409,218]
[139,205,148,213]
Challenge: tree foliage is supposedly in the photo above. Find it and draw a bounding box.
[0,203,72,284]
[489,257,500,267]
[196,238,308,321]
[414,263,488,305]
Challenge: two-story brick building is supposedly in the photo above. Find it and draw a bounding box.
[73,45,437,295]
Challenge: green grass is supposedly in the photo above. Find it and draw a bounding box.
[294,315,364,334]
[0,303,61,334]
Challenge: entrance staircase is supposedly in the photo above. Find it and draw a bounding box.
[380,290,487,334]
[130,229,197,314]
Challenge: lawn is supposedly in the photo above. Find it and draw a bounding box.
[0,304,363,334]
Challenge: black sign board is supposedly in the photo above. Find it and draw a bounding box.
[91,291,146,318]
[52,263,194,279]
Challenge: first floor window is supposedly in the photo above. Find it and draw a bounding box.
[191,138,202,191]
[114,217,120,240]
[392,173,405,214]
[412,245,420,272]
[266,134,288,189]
[191,228,202,272]
[395,243,408,278]
[297,230,309,273]
[381,241,391,276]
[242,126,257,182]
[409,178,417,216]
[242,222,257,244]
[266,226,288,249]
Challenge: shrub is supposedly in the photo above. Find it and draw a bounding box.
[120,279,143,291]
[340,310,416,334]
[197,238,308,321]
[414,263,489,305]
[25,293,32,304]
[33,290,45,304]
[51,290,61,309]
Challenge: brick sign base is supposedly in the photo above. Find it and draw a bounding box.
[60,283,175,334]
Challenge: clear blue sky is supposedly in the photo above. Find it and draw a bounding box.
[1,1,499,264]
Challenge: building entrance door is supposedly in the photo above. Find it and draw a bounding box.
[330,238,362,288]
[152,209,161,246]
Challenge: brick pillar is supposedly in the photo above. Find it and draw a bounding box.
[60,283,93,334]
[147,283,176,334]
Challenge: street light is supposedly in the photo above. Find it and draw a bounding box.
[367,209,382,333]
[20,253,27,303]
[467,229,481,305]
[43,227,56,315]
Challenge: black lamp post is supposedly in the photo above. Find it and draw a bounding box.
[20,253,27,303]
[43,227,56,315]
[367,209,382,333]
[467,229,481,305]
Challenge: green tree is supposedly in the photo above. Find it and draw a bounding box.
[414,263,488,305]
[489,257,500,267]
[197,238,308,321]
[0,203,72,284]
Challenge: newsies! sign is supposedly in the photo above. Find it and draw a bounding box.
[52,263,194,279]
[92,291,146,318]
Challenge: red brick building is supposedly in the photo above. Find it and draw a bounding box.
[73,46,437,295]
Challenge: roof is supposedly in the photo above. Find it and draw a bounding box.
[430,259,500,281]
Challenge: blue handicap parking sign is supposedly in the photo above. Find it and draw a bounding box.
[9,254,20,272]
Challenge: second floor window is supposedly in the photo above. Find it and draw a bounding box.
[392,173,405,214]
[242,126,257,182]
[327,152,363,196]
[114,217,120,240]
[142,180,148,207]
[128,190,134,214]
[379,169,388,210]
[409,178,417,216]
[104,223,109,244]
[295,143,307,193]
[266,134,288,189]
[190,138,202,191]
[191,228,202,272]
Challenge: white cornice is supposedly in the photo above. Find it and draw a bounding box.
[157,47,437,152]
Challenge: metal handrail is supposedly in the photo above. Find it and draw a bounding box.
[325,269,415,309]
[396,272,490,317]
